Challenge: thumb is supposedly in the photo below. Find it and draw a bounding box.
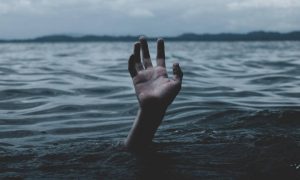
[172,63,183,82]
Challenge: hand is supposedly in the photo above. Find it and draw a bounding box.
[125,37,183,150]
[128,37,183,111]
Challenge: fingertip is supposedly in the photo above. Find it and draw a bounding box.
[157,38,164,43]
[134,42,140,54]
[173,63,183,79]
[128,54,135,64]
[139,36,147,42]
[157,38,165,49]
[173,63,180,70]
[134,42,140,48]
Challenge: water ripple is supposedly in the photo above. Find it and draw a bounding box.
[0,42,300,178]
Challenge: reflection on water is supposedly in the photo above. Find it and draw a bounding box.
[0,42,300,179]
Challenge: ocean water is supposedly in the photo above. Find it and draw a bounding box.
[0,42,299,179]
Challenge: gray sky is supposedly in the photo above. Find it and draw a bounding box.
[1,0,300,39]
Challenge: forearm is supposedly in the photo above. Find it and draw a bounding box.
[125,107,167,150]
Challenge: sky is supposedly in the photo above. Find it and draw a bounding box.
[0,0,300,39]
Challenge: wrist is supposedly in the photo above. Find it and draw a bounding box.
[139,106,167,116]
[125,106,167,151]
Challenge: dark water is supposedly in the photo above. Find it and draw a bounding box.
[0,42,299,179]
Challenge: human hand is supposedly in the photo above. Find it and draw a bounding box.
[125,37,183,150]
[128,37,183,111]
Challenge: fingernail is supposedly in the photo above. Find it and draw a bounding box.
[157,38,164,42]
[139,36,146,41]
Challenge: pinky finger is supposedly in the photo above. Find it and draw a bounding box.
[128,54,137,78]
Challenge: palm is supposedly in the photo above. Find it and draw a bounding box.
[133,66,180,108]
[128,37,183,109]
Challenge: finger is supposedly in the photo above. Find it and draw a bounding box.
[139,36,153,68]
[128,54,137,78]
[134,42,144,71]
[156,38,166,67]
[173,63,183,82]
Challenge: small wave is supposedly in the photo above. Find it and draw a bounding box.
[0,130,37,138]
[0,88,73,100]
[249,75,299,85]
[54,52,79,57]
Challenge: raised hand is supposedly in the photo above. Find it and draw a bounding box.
[128,37,183,110]
[125,37,183,151]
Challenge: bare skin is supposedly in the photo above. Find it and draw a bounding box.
[125,37,183,151]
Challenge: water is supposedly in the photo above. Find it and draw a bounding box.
[0,42,299,179]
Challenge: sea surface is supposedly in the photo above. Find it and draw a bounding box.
[0,42,299,179]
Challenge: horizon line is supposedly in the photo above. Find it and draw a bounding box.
[1,30,300,42]
[1,30,300,39]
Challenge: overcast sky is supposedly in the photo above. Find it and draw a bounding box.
[1,0,300,39]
